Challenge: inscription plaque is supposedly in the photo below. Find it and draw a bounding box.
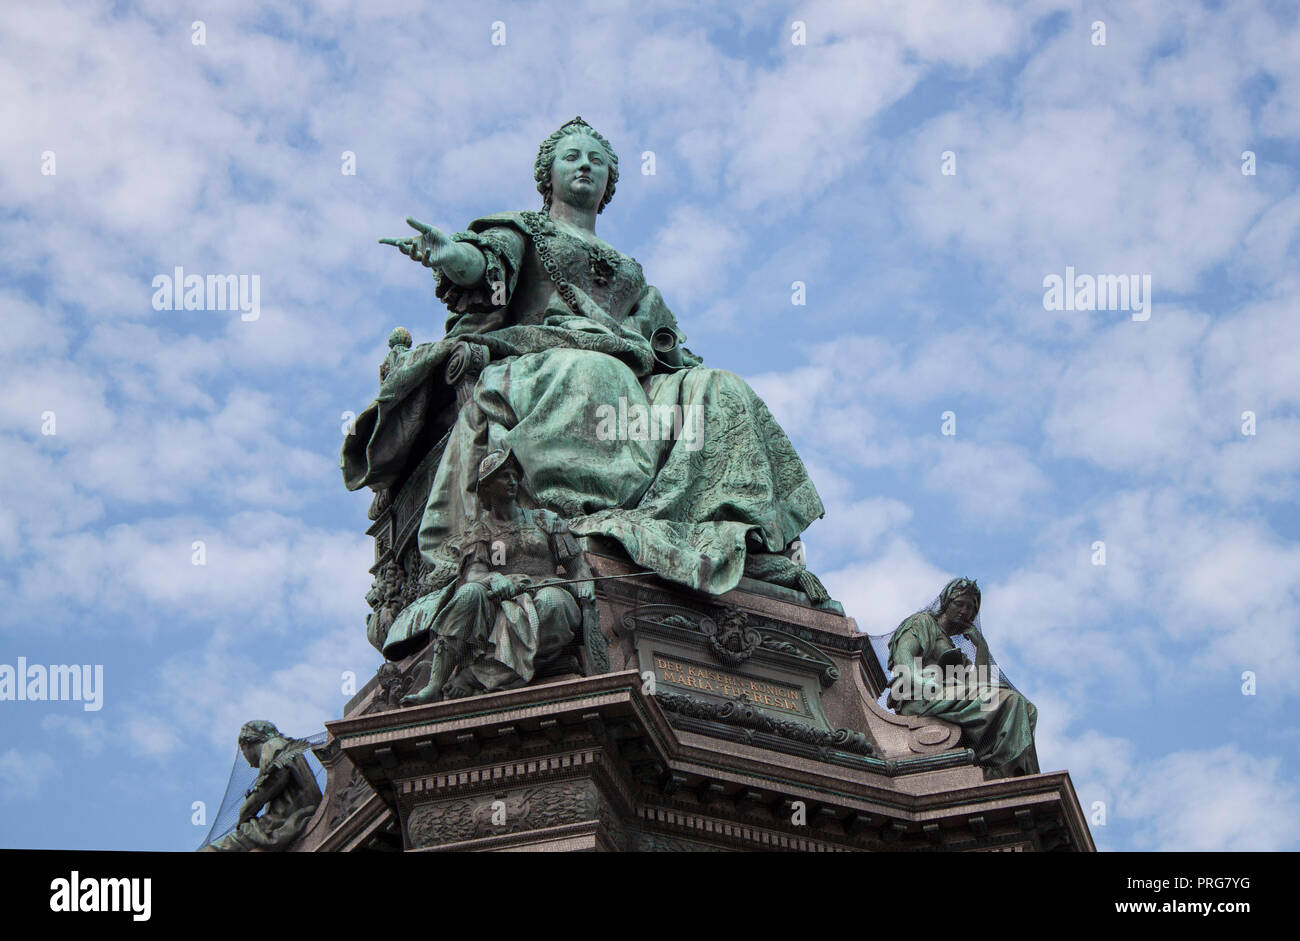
[630,613,837,733]
[650,655,812,719]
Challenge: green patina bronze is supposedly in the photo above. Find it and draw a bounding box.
[201,721,322,852]
[394,448,601,705]
[887,578,1040,779]
[345,117,827,601]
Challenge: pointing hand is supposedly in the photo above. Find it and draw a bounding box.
[379,217,449,268]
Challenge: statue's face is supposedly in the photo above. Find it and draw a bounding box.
[240,741,260,767]
[482,464,520,508]
[944,591,978,629]
[550,132,610,211]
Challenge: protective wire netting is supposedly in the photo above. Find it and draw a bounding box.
[198,730,329,849]
[865,588,1019,712]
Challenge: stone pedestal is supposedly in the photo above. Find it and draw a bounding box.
[292,550,1094,852]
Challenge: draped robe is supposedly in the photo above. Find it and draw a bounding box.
[341,210,825,597]
[887,612,1039,778]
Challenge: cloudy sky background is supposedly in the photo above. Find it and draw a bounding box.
[2,0,1297,850]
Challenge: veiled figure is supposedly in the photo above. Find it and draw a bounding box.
[887,578,1039,779]
[343,117,825,599]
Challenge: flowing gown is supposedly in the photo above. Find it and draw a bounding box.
[887,612,1039,778]
[342,210,825,597]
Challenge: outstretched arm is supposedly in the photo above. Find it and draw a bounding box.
[380,217,486,286]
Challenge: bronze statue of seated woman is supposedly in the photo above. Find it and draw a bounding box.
[344,117,829,609]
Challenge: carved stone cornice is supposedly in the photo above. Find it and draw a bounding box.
[653,690,874,756]
[312,671,1094,852]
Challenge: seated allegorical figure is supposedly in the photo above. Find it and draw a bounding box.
[384,448,603,705]
[343,116,828,605]
[200,720,322,852]
[887,578,1039,779]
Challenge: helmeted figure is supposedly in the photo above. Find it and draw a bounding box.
[390,449,601,705]
[887,578,1039,779]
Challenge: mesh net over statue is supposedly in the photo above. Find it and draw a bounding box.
[869,577,1039,779]
[198,725,327,851]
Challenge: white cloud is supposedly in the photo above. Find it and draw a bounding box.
[988,488,1300,696]
[1036,717,1300,851]
[41,715,107,757]
[0,748,57,800]
[1126,746,1300,851]
[805,493,913,564]
[921,438,1050,519]
[894,3,1292,313]
[0,0,1296,854]
[150,624,379,752]
[1043,310,1210,472]
[12,513,372,635]
[643,207,747,308]
[125,716,183,759]
[823,536,950,634]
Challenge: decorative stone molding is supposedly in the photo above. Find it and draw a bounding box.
[653,690,874,757]
[406,779,599,849]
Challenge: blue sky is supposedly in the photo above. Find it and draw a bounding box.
[2,0,1297,851]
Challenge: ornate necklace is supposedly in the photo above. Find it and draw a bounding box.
[521,210,623,310]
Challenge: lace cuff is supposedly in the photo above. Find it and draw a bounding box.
[436,225,525,317]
